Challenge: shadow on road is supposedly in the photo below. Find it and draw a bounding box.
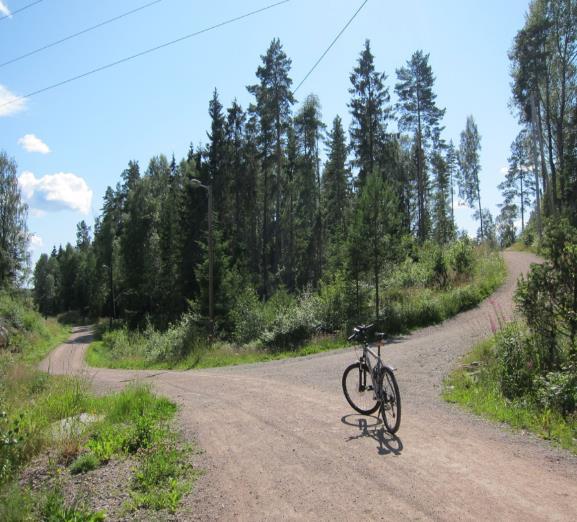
[341,414,403,456]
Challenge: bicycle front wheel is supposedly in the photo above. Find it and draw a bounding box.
[379,367,401,434]
[342,362,379,415]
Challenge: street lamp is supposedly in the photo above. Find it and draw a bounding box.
[190,178,214,336]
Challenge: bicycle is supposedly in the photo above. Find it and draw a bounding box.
[342,324,401,434]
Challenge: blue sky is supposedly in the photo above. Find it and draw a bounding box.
[0,0,529,268]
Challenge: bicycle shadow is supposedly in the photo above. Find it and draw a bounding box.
[341,414,403,456]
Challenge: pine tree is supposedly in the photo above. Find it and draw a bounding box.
[446,140,458,233]
[348,40,391,188]
[457,115,484,240]
[395,50,445,242]
[499,130,535,233]
[247,38,294,296]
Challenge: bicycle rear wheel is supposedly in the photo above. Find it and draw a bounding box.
[379,367,401,433]
[342,362,379,415]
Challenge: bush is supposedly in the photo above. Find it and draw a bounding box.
[0,411,23,484]
[449,239,475,278]
[535,368,577,415]
[229,286,264,344]
[496,324,539,399]
[432,247,449,288]
[317,271,359,332]
[260,291,321,350]
[99,312,205,364]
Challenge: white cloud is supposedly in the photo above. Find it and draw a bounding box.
[499,166,508,175]
[30,234,43,250]
[18,134,51,154]
[0,84,26,116]
[30,208,47,218]
[0,84,26,118]
[0,2,11,17]
[18,171,93,215]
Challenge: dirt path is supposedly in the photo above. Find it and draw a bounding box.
[40,252,577,521]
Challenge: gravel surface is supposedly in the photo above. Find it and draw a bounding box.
[40,251,577,521]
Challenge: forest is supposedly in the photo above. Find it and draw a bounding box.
[24,0,577,368]
[28,39,497,346]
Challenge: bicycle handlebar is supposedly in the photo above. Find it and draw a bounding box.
[347,323,375,342]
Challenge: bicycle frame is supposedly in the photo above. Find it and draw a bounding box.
[359,340,395,402]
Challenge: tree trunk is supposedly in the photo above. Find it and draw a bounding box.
[530,92,543,241]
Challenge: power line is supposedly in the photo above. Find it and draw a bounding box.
[0,0,290,110]
[1,0,164,68]
[0,0,44,22]
[293,0,368,95]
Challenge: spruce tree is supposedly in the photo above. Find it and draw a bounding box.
[323,115,351,244]
[348,40,391,188]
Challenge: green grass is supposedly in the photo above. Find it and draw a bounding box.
[1,292,198,518]
[0,292,70,365]
[444,337,577,455]
[87,336,348,371]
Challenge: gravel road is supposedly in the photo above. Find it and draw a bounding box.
[40,251,577,521]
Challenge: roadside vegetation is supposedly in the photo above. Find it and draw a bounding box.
[0,292,199,519]
[445,221,577,454]
[87,243,505,370]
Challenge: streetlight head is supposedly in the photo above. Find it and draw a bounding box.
[190,178,203,189]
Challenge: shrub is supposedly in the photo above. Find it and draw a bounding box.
[535,368,577,415]
[449,239,475,278]
[87,426,124,462]
[260,291,321,350]
[229,286,264,344]
[317,271,358,332]
[123,415,162,454]
[515,219,577,368]
[431,247,449,288]
[0,411,23,484]
[495,324,539,399]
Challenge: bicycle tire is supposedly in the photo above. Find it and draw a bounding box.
[342,362,379,415]
[379,366,401,434]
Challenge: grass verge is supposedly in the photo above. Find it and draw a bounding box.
[1,294,199,519]
[87,336,348,370]
[443,336,577,455]
[1,375,199,519]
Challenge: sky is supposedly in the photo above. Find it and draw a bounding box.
[0,0,530,269]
